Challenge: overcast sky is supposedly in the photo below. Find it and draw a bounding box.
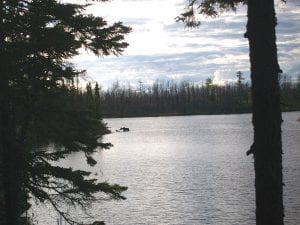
[68,0,300,88]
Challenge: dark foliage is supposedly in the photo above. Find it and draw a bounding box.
[0,0,131,224]
[95,75,300,118]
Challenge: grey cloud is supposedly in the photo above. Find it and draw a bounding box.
[164,17,247,42]
[76,49,250,88]
[122,18,152,26]
[72,0,300,88]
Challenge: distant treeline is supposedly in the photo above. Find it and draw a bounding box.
[82,74,300,118]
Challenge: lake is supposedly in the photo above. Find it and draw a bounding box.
[32,112,300,225]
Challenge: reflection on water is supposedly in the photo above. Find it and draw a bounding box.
[32,112,300,225]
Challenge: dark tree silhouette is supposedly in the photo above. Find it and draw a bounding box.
[98,79,251,116]
[177,0,284,224]
[96,77,299,118]
[247,1,284,224]
[0,0,131,224]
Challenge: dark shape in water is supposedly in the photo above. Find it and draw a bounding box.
[120,127,130,132]
[92,221,105,225]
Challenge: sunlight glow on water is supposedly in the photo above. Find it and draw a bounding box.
[33,112,300,225]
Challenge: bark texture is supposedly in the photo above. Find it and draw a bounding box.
[0,2,22,224]
[247,0,284,224]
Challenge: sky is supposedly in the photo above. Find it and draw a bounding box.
[67,0,300,88]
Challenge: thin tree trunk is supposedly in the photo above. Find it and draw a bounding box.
[3,145,21,225]
[0,2,21,223]
[247,0,284,224]
[1,60,21,225]
[0,0,5,221]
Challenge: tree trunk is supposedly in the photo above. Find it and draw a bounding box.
[247,0,284,224]
[3,145,21,225]
[0,72,22,225]
[0,2,22,224]
[0,56,21,225]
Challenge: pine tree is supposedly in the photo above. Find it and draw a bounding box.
[94,82,102,118]
[0,0,131,224]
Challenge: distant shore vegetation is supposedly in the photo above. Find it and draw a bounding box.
[80,73,300,118]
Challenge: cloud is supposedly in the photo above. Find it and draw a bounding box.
[71,50,250,89]
[67,0,300,89]
[212,70,238,86]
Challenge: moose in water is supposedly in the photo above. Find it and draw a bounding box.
[116,127,130,132]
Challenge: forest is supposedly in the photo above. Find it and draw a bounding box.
[82,74,300,118]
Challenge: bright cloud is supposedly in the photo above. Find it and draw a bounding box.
[66,0,300,89]
[212,70,237,86]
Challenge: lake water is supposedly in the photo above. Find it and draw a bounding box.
[32,112,300,225]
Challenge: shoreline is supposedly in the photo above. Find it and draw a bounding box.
[103,109,300,119]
